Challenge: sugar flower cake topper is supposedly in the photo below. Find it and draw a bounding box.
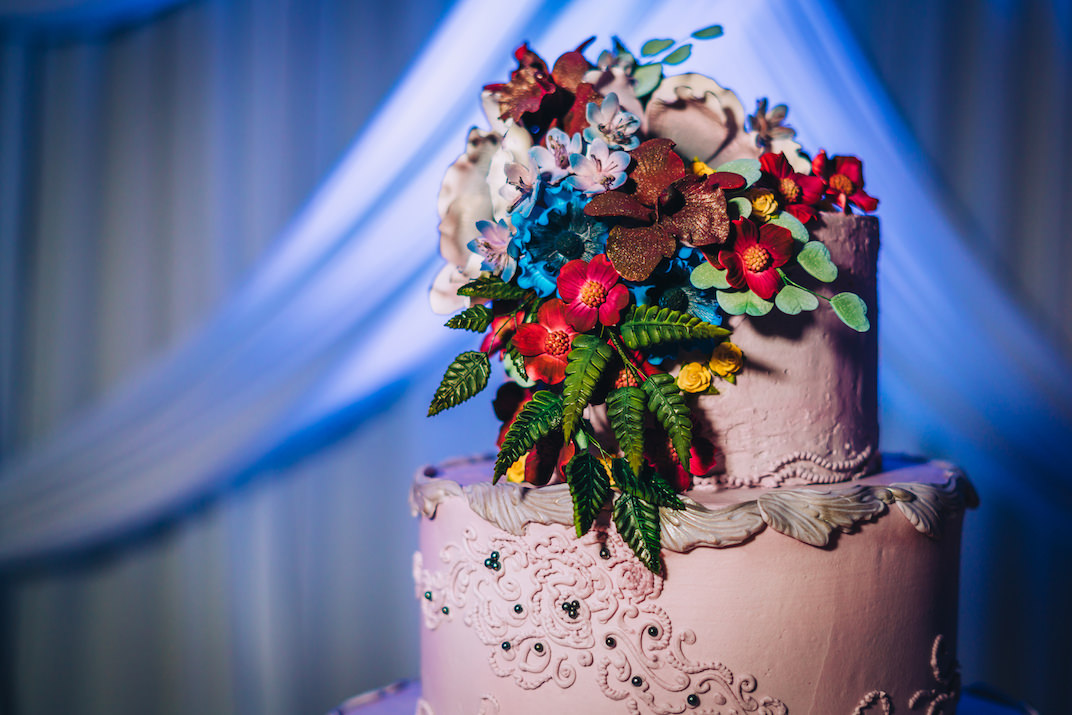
[428,26,877,572]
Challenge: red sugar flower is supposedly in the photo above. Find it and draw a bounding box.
[557,254,631,331]
[717,218,793,300]
[759,152,826,223]
[812,150,878,213]
[512,299,578,384]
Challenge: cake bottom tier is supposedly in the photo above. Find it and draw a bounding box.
[410,457,975,715]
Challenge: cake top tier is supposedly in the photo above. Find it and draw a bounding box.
[426,28,880,572]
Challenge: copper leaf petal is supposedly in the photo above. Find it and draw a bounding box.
[584,191,654,223]
[629,138,687,208]
[663,178,729,247]
[606,224,677,282]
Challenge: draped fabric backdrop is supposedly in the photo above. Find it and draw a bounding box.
[1,0,1070,713]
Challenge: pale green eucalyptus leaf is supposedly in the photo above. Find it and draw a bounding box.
[640,38,674,56]
[663,44,692,65]
[717,289,774,317]
[768,211,809,243]
[797,241,838,282]
[728,196,752,219]
[691,25,724,40]
[632,63,663,98]
[690,261,730,290]
[831,292,870,332]
[774,284,819,315]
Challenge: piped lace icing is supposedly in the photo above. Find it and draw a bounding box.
[414,529,787,713]
[849,635,960,714]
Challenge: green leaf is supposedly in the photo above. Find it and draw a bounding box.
[774,284,820,315]
[830,292,871,332]
[566,452,611,537]
[493,391,563,482]
[502,345,534,387]
[691,24,724,40]
[714,158,761,187]
[768,210,809,243]
[445,304,493,332]
[796,240,838,282]
[662,44,692,65]
[458,274,529,301]
[562,334,614,442]
[641,373,692,465]
[612,459,685,509]
[428,351,491,416]
[619,305,730,349]
[640,38,674,56]
[728,196,752,220]
[613,492,662,574]
[690,262,731,290]
[716,289,774,316]
[632,63,663,98]
[606,386,646,475]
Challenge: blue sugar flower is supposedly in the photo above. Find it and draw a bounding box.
[511,198,608,297]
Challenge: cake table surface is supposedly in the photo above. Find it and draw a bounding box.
[328,680,1035,714]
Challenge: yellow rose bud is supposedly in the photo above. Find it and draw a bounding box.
[709,342,744,377]
[677,362,713,393]
[506,453,528,483]
[691,158,715,177]
[748,188,779,219]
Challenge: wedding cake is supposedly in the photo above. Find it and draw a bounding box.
[412,27,975,714]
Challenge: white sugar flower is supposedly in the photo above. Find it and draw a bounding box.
[583,92,641,150]
[565,138,630,195]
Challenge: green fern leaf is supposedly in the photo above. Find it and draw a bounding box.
[641,373,692,465]
[619,305,730,349]
[565,452,611,537]
[606,386,646,475]
[428,351,490,417]
[562,334,614,441]
[445,304,493,332]
[493,391,563,482]
[457,274,529,301]
[613,492,662,574]
[611,459,684,510]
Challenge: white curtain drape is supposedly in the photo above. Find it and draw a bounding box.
[2,0,1070,712]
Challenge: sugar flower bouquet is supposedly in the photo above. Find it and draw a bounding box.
[428,27,877,572]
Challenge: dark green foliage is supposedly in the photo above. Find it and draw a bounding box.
[619,305,730,349]
[493,391,563,482]
[606,386,646,475]
[457,274,529,301]
[445,304,493,332]
[428,351,490,416]
[613,492,663,574]
[641,373,692,465]
[561,334,614,441]
[565,452,611,537]
[611,459,684,510]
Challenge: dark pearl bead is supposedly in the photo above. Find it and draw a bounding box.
[501,642,511,651]
[492,562,501,571]
[687,694,700,707]
[533,643,544,653]
[599,547,611,559]
[647,626,659,637]
[491,551,499,559]
[441,607,449,614]
[605,637,616,648]
[514,604,523,613]
[424,591,432,601]
[631,676,643,687]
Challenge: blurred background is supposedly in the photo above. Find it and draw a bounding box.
[0,0,1069,713]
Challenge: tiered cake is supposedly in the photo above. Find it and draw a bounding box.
[414,29,974,714]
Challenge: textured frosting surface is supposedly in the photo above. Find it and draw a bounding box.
[695,213,880,487]
[413,457,970,714]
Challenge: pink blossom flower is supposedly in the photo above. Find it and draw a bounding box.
[556,253,630,331]
[512,299,578,384]
[565,138,630,195]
